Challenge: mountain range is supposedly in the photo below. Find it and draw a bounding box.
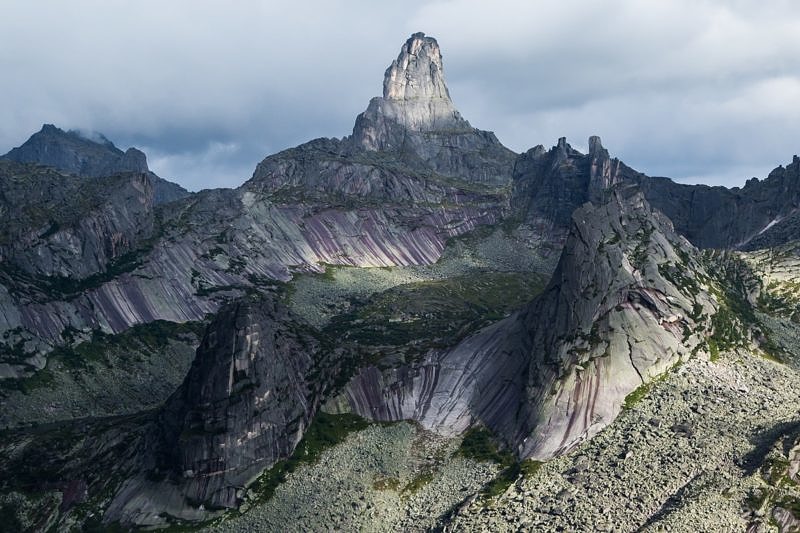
[0,32,798,532]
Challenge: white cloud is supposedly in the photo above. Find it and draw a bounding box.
[144,141,249,190]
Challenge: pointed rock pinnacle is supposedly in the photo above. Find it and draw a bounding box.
[383,32,451,101]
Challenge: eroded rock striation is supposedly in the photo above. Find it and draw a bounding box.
[5,33,798,385]
[158,296,324,508]
[0,33,515,379]
[1,31,799,531]
[105,294,333,523]
[335,186,718,459]
[513,186,716,458]
[0,161,164,377]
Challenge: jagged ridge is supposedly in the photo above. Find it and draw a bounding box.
[1,124,189,205]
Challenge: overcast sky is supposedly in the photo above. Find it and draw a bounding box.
[1,0,799,190]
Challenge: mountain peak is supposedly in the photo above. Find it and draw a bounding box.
[2,125,191,204]
[351,33,473,151]
[346,33,515,183]
[588,135,604,154]
[35,124,115,149]
[2,124,147,177]
[382,32,450,101]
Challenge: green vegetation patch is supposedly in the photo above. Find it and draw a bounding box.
[702,251,787,362]
[623,360,682,410]
[456,426,544,500]
[43,248,144,296]
[250,412,370,503]
[56,320,204,370]
[482,464,521,498]
[629,221,655,271]
[373,477,401,491]
[623,381,653,410]
[0,367,56,395]
[775,496,800,517]
[324,271,545,363]
[401,470,436,496]
[457,426,515,467]
[658,261,701,297]
[0,319,205,395]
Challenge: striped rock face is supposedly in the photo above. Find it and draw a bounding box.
[334,189,718,460]
[0,32,515,378]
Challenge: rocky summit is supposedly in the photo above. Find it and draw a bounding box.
[1,124,190,205]
[350,32,515,185]
[1,32,799,533]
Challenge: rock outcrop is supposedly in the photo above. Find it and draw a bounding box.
[335,186,717,459]
[512,136,632,239]
[514,185,716,458]
[0,37,515,375]
[6,33,798,385]
[3,124,148,177]
[511,135,800,251]
[1,31,799,532]
[635,158,800,250]
[349,32,515,185]
[250,33,515,201]
[155,295,326,509]
[105,294,332,524]
[1,124,190,205]
[0,160,502,381]
[0,160,155,279]
[0,161,161,377]
[355,32,467,143]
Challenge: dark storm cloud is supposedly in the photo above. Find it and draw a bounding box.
[1,0,798,190]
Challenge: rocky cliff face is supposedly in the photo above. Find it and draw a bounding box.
[247,137,508,207]
[349,32,515,185]
[335,187,717,460]
[4,124,148,177]
[634,157,800,250]
[511,135,800,250]
[354,32,467,143]
[0,160,155,279]
[156,295,326,509]
[0,33,517,381]
[0,161,160,377]
[250,34,515,201]
[2,124,190,205]
[514,186,716,458]
[0,164,501,382]
[7,33,798,387]
[100,294,336,524]
[1,31,799,531]
[512,136,634,239]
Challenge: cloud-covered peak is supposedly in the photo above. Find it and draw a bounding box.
[2,123,149,177]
